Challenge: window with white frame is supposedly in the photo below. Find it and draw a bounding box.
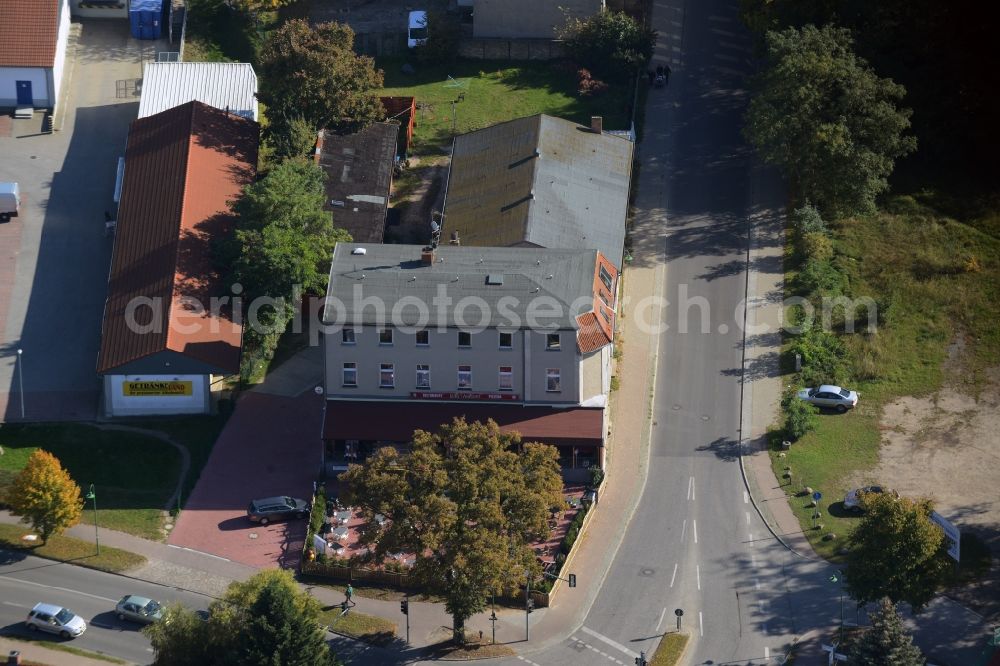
[342,362,357,387]
[416,330,429,346]
[379,328,393,345]
[458,331,472,347]
[499,331,513,349]
[499,366,513,391]
[457,365,472,389]
[599,265,614,291]
[341,328,356,344]
[416,364,431,389]
[546,333,561,350]
[379,363,395,388]
[546,368,561,392]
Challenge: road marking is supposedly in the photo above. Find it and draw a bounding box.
[681,519,687,541]
[517,656,542,666]
[570,638,624,664]
[745,511,751,525]
[657,607,667,631]
[2,601,21,608]
[748,531,753,544]
[764,647,770,659]
[696,565,701,590]
[167,544,231,562]
[744,491,749,504]
[687,476,695,501]
[5,576,117,603]
[693,520,698,544]
[699,611,704,636]
[669,562,678,588]
[581,626,640,659]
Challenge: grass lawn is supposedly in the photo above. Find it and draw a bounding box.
[0,524,146,574]
[319,608,397,647]
[0,424,181,539]
[138,412,232,510]
[6,638,129,665]
[379,57,634,157]
[772,194,1000,560]
[650,632,689,666]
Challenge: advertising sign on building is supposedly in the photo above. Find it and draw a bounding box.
[123,381,194,397]
[409,392,520,401]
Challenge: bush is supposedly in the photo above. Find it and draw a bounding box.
[792,202,828,236]
[782,391,818,441]
[589,467,605,489]
[801,231,834,263]
[796,258,848,296]
[790,325,850,386]
[561,11,656,78]
[577,68,609,97]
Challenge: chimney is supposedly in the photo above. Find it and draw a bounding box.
[590,116,603,133]
[449,231,461,246]
[421,246,436,265]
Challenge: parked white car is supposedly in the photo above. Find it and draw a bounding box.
[844,485,896,512]
[796,385,859,413]
[408,10,428,48]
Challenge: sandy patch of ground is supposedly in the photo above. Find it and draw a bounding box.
[871,368,1000,538]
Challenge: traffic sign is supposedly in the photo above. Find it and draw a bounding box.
[812,491,823,502]
[674,608,684,616]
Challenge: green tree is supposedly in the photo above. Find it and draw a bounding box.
[415,11,460,63]
[782,391,818,441]
[5,450,82,543]
[266,112,319,161]
[146,570,335,666]
[848,597,924,666]
[227,158,350,300]
[560,11,656,78]
[340,418,563,642]
[259,20,384,134]
[845,493,949,611]
[744,24,916,216]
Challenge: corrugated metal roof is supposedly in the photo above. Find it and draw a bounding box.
[443,114,633,268]
[138,62,259,121]
[322,400,604,447]
[98,101,259,375]
[323,243,600,330]
[0,0,61,68]
[315,123,397,244]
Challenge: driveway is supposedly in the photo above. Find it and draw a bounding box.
[0,19,170,422]
[167,390,323,569]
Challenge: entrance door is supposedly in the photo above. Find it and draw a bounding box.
[15,81,32,106]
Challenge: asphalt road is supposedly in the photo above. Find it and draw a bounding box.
[0,550,214,664]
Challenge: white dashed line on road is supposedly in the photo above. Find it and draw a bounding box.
[669,562,678,587]
[693,519,698,544]
[517,655,542,666]
[687,476,695,501]
[581,626,640,659]
[681,519,687,541]
[744,490,749,504]
[765,646,770,659]
[570,637,625,664]
[657,607,667,631]
[699,611,704,636]
[746,511,751,525]
[696,565,701,590]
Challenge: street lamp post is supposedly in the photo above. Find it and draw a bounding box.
[85,484,100,556]
[16,349,24,419]
[829,569,845,645]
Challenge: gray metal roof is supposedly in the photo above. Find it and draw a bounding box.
[323,243,599,329]
[442,114,633,268]
[139,62,258,121]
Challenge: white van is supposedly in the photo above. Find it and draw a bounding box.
[0,182,21,222]
[408,10,428,48]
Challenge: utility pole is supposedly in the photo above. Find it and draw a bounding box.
[525,575,532,641]
[490,594,498,644]
[400,596,410,644]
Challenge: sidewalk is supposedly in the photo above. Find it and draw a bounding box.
[0,636,114,666]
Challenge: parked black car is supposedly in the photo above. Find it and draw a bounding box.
[246,496,310,525]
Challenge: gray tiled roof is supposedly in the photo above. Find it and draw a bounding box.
[443,114,633,268]
[323,243,598,329]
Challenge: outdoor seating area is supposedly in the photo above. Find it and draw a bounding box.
[311,483,589,574]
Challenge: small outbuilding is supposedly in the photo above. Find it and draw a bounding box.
[138,62,258,121]
[0,0,72,111]
[98,101,259,417]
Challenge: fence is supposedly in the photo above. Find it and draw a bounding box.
[458,38,566,61]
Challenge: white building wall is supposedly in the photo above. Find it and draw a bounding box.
[0,67,50,107]
[105,373,210,416]
[51,0,72,106]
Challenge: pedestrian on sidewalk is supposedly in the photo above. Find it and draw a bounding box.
[345,584,353,604]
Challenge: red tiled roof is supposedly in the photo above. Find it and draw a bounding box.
[322,400,605,448]
[98,101,259,374]
[0,0,61,67]
[576,252,618,353]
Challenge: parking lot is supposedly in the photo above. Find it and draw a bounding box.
[0,20,169,422]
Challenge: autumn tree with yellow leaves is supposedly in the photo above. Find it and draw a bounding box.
[5,450,82,543]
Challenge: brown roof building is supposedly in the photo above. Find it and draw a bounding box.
[98,101,259,377]
[314,122,397,245]
[0,0,71,109]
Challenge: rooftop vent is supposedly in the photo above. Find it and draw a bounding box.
[351,247,367,256]
[486,274,504,286]
[421,246,436,265]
